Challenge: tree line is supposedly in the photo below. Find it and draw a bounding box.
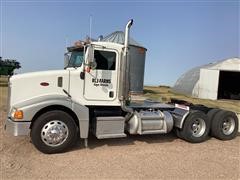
[0,57,21,76]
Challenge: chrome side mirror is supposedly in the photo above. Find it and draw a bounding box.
[85,45,94,65]
[84,45,96,71]
[64,53,70,69]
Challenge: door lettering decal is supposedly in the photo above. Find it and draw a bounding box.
[92,78,111,87]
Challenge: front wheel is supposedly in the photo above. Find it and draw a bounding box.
[179,110,210,143]
[31,110,78,154]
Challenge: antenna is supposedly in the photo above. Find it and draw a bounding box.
[89,15,92,41]
[65,37,69,53]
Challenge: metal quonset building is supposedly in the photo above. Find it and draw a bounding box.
[173,58,240,100]
[102,31,147,94]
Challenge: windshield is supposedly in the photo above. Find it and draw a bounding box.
[68,51,84,67]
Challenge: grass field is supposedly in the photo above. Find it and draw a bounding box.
[0,76,8,112]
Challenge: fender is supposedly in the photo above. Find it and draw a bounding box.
[11,94,89,138]
[170,108,190,129]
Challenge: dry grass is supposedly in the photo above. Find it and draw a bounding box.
[0,76,8,112]
[144,86,240,113]
[0,76,8,86]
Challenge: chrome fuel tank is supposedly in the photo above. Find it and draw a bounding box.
[127,110,174,135]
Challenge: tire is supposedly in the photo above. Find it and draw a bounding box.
[179,110,210,143]
[207,108,221,121]
[31,110,78,154]
[174,128,182,138]
[211,110,239,140]
[207,108,221,135]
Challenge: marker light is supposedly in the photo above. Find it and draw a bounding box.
[13,110,24,119]
[74,40,83,47]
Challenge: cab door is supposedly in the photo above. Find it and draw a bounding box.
[83,48,118,101]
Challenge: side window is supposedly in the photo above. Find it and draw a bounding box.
[69,51,84,67]
[94,50,116,70]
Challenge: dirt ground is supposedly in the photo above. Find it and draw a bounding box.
[0,80,240,179]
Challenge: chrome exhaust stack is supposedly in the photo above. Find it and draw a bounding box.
[120,19,133,101]
[124,19,133,56]
[120,19,134,118]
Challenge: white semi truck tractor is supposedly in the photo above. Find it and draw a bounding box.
[5,20,239,154]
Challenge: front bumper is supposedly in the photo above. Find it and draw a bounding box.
[4,118,31,136]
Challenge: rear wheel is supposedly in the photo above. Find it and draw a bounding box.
[211,110,238,140]
[179,110,210,143]
[31,110,78,154]
[207,108,221,135]
[207,108,221,122]
[174,128,182,138]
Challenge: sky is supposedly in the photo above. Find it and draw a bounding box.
[0,0,239,86]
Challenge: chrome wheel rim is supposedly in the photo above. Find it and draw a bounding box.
[41,120,69,147]
[191,118,206,137]
[222,117,235,135]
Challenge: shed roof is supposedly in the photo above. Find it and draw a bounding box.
[102,31,145,48]
[172,58,240,96]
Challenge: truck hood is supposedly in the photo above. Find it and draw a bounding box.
[10,70,70,106]
[10,70,68,81]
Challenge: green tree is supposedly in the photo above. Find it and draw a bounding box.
[0,57,21,76]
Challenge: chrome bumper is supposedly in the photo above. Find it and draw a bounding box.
[4,118,31,136]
